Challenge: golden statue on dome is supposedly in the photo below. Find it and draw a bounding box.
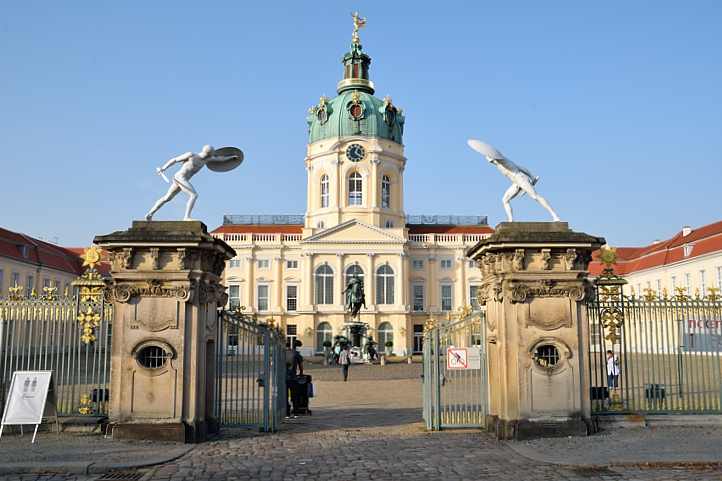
[351,11,366,45]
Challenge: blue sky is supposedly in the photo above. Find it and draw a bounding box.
[2,1,720,247]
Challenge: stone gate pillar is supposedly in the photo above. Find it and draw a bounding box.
[95,221,235,442]
[467,222,603,440]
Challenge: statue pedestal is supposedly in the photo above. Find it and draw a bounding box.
[95,221,235,442]
[467,222,603,440]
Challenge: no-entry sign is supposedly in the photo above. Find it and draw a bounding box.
[447,347,468,369]
[446,346,481,370]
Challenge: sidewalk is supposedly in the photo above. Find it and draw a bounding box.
[0,431,193,475]
[507,426,722,467]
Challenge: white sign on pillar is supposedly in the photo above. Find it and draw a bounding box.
[0,371,59,443]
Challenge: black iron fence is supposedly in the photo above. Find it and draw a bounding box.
[0,265,111,418]
[588,262,722,414]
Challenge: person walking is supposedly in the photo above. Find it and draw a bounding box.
[606,349,620,389]
[338,344,351,382]
[606,349,621,408]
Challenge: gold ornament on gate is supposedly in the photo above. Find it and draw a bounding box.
[8,283,24,301]
[78,305,101,344]
[78,394,93,415]
[73,246,107,345]
[81,246,102,270]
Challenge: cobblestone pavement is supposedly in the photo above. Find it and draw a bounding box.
[3,365,722,481]
[143,372,722,481]
[0,433,189,467]
[509,425,722,466]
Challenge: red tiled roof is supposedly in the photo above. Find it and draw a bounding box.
[589,220,722,276]
[0,227,83,275]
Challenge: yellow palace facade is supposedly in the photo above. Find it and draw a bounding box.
[211,25,491,356]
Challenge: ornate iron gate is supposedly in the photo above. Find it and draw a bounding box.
[423,307,487,430]
[0,250,112,417]
[588,251,722,414]
[215,310,286,432]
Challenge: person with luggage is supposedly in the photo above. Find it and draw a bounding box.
[285,339,304,419]
[338,343,351,382]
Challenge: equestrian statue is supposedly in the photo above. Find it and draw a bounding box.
[343,273,367,319]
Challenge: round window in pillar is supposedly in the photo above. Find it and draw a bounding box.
[533,344,560,369]
[134,342,175,370]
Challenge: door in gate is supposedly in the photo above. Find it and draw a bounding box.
[423,312,487,430]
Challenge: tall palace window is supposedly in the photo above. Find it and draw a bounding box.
[376,264,395,305]
[381,175,391,208]
[316,322,333,353]
[320,174,329,208]
[345,264,364,286]
[348,172,362,206]
[378,322,394,351]
[315,264,334,305]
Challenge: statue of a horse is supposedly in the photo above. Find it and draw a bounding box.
[343,274,367,319]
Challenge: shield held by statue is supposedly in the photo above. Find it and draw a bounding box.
[207,147,244,172]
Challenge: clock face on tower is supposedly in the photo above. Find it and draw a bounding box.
[345,143,366,162]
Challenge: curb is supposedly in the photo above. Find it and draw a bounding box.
[504,441,722,469]
[0,445,195,475]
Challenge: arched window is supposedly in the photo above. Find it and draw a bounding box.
[316,322,333,353]
[378,322,394,352]
[345,264,364,286]
[381,175,391,208]
[385,220,394,228]
[320,174,329,208]
[348,172,362,206]
[376,264,395,305]
[314,264,334,305]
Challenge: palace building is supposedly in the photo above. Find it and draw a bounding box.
[211,23,493,356]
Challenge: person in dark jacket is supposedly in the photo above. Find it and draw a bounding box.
[285,340,304,418]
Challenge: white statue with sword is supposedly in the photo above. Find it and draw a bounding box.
[145,144,243,221]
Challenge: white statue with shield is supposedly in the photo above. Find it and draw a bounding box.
[145,144,243,221]
[467,139,560,222]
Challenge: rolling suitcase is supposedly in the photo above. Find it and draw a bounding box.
[292,374,313,415]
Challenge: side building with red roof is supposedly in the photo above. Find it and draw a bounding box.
[588,220,722,298]
[0,226,84,297]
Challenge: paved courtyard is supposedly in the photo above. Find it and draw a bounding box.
[2,364,722,480]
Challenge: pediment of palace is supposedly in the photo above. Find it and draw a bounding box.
[302,219,405,245]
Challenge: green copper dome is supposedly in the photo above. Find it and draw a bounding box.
[306,40,405,145]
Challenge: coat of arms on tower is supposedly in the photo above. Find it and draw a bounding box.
[348,91,365,121]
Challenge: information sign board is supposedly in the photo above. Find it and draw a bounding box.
[0,371,58,443]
